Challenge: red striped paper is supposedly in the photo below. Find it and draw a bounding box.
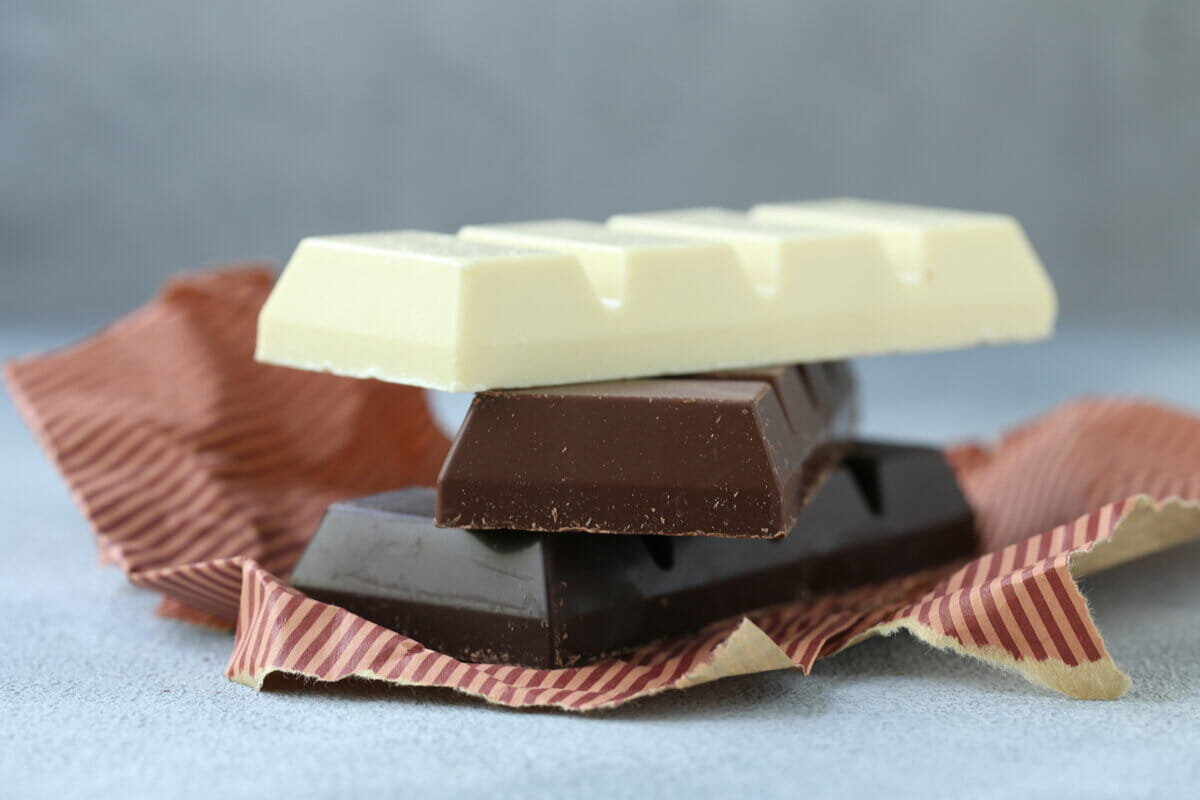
[7,268,1200,710]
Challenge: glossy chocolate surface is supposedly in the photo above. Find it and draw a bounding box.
[291,442,977,667]
[435,362,856,538]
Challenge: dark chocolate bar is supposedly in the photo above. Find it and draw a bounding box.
[292,442,977,667]
[435,362,857,538]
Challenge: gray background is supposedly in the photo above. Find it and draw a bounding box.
[3,1,1199,325]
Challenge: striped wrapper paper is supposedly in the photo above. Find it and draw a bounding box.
[7,268,1200,711]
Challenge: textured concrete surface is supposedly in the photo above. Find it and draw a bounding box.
[3,324,1199,799]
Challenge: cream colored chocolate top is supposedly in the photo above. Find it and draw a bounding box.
[607,208,889,288]
[458,220,734,305]
[255,200,1057,391]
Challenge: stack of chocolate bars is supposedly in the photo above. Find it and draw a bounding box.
[261,200,1056,668]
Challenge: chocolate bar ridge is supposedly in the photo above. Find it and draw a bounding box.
[434,362,856,538]
[291,442,978,668]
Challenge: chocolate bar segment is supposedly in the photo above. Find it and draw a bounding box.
[434,362,856,538]
[256,202,1054,392]
[291,442,978,667]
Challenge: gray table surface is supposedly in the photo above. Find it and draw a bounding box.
[3,322,1199,799]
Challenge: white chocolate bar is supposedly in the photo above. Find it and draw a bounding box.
[256,201,1056,391]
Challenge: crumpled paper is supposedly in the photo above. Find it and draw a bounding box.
[7,268,1200,710]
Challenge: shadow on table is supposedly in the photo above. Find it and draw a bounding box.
[1077,537,1200,704]
[261,667,831,720]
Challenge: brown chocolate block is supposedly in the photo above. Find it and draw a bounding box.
[434,362,856,538]
[291,442,978,667]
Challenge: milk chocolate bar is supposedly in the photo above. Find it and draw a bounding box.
[290,443,977,667]
[435,363,856,538]
[255,201,1055,391]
